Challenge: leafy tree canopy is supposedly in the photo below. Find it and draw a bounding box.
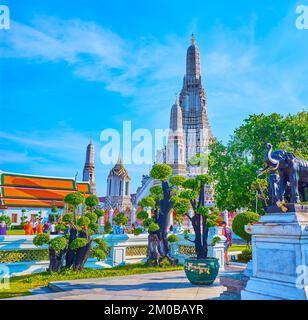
[209,111,308,212]
[64,192,85,207]
[150,164,172,181]
[85,195,99,210]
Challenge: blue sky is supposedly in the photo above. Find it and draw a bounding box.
[0,0,308,196]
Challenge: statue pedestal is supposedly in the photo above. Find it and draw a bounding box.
[241,205,308,300]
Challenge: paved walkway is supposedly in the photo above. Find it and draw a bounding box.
[10,271,225,300]
[9,265,245,300]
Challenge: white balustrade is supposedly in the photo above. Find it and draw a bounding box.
[0,227,226,277]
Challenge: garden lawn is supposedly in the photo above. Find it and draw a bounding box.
[0,263,183,299]
[229,244,246,252]
[6,229,25,235]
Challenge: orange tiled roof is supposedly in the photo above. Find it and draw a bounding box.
[0,172,92,208]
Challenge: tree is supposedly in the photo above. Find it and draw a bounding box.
[171,174,220,259]
[209,111,308,212]
[114,212,128,226]
[138,164,175,265]
[33,192,108,272]
[85,195,100,212]
[64,192,85,224]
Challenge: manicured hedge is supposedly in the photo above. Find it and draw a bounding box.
[232,211,260,243]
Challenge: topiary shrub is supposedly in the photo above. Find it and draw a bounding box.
[150,164,172,180]
[114,212,128,226]
[211,236,221,246]
[167,234,179,243]
[148,222,160,232]
[0,215,11,226]
[77,216,90,228]
[160,256,172,268]
[104,221,113,234]
[237,247,252,263]
[142,218,154,228]
[136,210,149,220]
[33,233,50,246]
[85,212,98,223]
[92,238,108,261]
[133,227,143,236]
[62,213,74,224]
[232,211,260,243]
[50,237,67,253]
[55,223,68,233]
[94,209,105,218]
[70,238,88,251]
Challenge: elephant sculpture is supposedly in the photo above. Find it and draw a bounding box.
[262,143,308,203]
[268,174,279,206]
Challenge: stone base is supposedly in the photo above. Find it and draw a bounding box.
[220,272,249,296]
[241,206,308,300]
[242,276,307,300]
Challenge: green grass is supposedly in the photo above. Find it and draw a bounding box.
[6,229,25,235]
[0,263,183,299]
[229,244,246,252]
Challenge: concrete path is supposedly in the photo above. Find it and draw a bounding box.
[9,270,226,300]
[8,265,245,300]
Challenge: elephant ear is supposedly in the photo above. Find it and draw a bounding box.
[286,152,296,161]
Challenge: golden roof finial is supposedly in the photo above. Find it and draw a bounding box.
[191,33,195,45]
[175,93,178,104]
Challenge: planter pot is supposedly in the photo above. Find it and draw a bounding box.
[184,257,219,285]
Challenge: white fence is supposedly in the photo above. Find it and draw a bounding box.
[0,227,226,277]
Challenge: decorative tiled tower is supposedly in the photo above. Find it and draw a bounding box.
[179,34,213,175]
[106,155,132,210]
[167,96,187,176]
[83,139,96,194]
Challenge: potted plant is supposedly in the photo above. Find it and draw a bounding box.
[170,173,221,285]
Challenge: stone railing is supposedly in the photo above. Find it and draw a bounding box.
[0,228,226,277]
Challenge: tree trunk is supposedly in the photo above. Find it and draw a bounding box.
[48,248,66,273]
[73,239,92,271]
[65,228,77,268]
[147,233,161,264]
[72,230,91,271]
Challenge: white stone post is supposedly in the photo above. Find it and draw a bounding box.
[208,226,226,271]
[130,207,136,225]
[109,208,114,225]
[169,211,174,228]
[146,207,152,218]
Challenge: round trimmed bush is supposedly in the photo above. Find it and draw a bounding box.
[148,222,160,232]
[55,223,68,233]
[94,209,105,217]
[70,237,88,251]
[232,211,260,243]
[62,213,74,224]
[85,212,98,223]
[94,238,108,251]
[77,216,91,228]
[50,237,67,253]
[150,164,172,180]
[104,221,112,234]
[137,210,149,220]
[0,215,11,226]
[167,234,179,243]
[238,247,252,263]
[33,233,50,247]
[92,248,107,261]
[133,227,143,236]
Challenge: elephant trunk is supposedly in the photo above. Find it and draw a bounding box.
[265,143,279,170]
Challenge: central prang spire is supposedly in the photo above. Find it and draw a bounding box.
[186,33,201,80]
